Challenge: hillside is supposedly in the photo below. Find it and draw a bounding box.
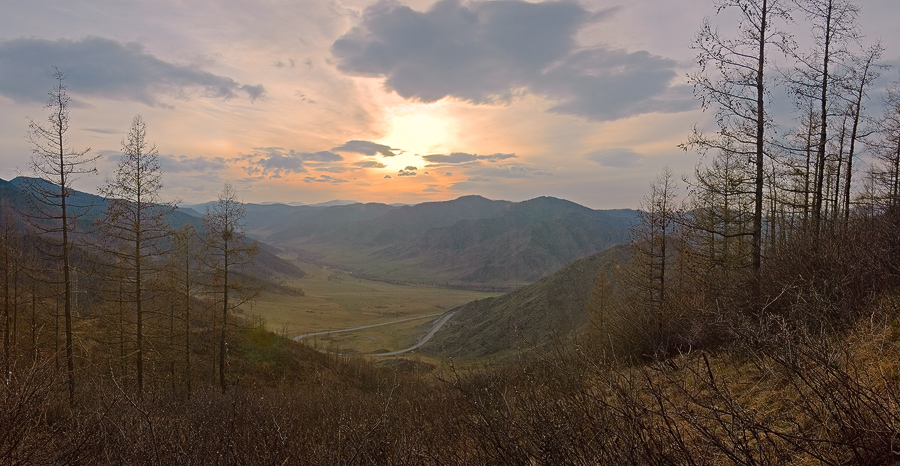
[375,198,635,284]
[0,177,304,282]
[423,244,631,359]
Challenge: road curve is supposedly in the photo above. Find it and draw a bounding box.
[292,313,442,341]
[373,312,455,356]
[292,311,456,356]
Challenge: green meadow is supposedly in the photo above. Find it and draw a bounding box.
[247,259,501,354]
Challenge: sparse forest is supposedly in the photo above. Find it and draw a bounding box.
[3,0,900,464]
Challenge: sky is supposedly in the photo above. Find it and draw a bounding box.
[1,0,899,209]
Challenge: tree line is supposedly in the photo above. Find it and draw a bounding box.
[0,69,257,404]
[603,0,900,357]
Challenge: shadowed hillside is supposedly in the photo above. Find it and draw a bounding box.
[0,177,304,282]
[424,244,631,359]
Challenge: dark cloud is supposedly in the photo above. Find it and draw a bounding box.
[159,154,228,173]
[423,152,516,164]
[332,0,691,120]
[445,172,453,176]
[238,147,343,177]
[241,84,266,102]
[537,49,694,119]
[0,36,266,105]
[426,153,476,164]
[331,140,399,156]
[403,165,417,171]
[585,148,643,168]
[397,169,417,177]
[299,150,343,162]
[383,174,393,179]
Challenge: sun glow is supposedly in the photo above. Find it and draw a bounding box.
[379,105,453,170]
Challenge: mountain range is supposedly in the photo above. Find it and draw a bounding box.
[2,176,640,358]
[206,195,638,289]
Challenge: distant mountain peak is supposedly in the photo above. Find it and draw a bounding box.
[311,200,360,207]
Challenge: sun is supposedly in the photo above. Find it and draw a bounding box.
[379,105,453,170]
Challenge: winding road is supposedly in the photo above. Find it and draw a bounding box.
[293,311,456,356]
[373,312,455,356]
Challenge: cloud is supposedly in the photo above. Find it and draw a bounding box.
[273,59,296,68]
[239,147,344,177]
[237,147,343,177]
[585,148,644,168]
[470,164,553,178]
[84,128,120,135]
[159,154,228,173]
[403,165,417,171]
[423,152,517,164]
[383,174,393,179]
[297,150,343,162]
[294,91,316,104]
[0,36,266,105]
[537,49,694,119]
[316,166,349,173]
[332,0,692,120]
[397,169,417,177]
[303,175,349,184]
[356,160,388,168]
[240,84,266,102]
[331,140,399,156]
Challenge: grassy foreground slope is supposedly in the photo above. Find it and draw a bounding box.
[3,216,900,464]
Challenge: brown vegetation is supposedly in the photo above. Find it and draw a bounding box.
[1,208,900,464]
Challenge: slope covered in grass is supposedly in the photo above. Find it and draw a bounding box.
[423,245,630,359]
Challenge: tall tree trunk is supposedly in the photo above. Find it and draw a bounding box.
[220,244,228,394]
[812,0,834,239]
[752,0,769,281]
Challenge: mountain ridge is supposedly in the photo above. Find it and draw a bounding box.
[248,195,637,287]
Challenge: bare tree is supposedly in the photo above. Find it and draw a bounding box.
[23,68,99,403]
[791,0,860,235]
[95,115,174,399]
[0,202,22,378]
[683,147,757,291]
[167,223,200,396]
[686,0,791,282]
[838,43,884,221]
[868,78,900,211]
[631,168,679,319]
[202,183,257,393]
